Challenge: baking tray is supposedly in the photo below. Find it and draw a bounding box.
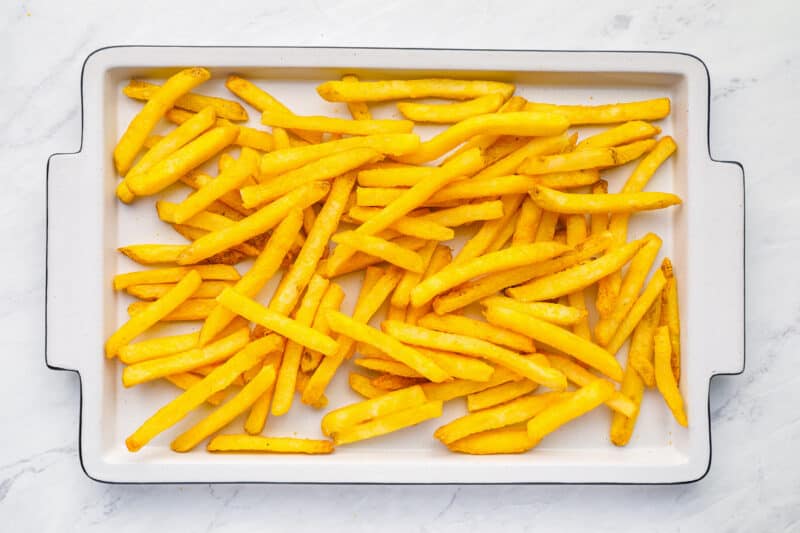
[46,46,744,484]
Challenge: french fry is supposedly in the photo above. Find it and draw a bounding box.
[243,351,282,434]
[372,374,424,391]
[524,98,671,125]
[507,235,648,302]
[217,288,339,356]
[526,379,615,443]
[177,181,329,265]
[333,400,443,445]
[114,67,211,174]
[164,108,275,151]
[207,435,333,454]
[119,331,199,365]
[262,110,414,135]
[127,298,216,321]
[272,127,291,149]
[317,78,515,102]
[355,358,421,378]
[563,213,592,339]
[660,258,681,380]
[325,148,484,275]
[121,327,251,387]
[348,207,454,241]
[124,80,248,121]
[382,321,565,390]
[342,74,371,120]
[654,325,688,426]
[241,148,380,208]
[421,366,522,401]
[605,268,668,355]
[452,195,524,264]
[610,334,649,447]
[529,185,681,214]
[594,234,662,344]
[432,231,613,314]
[576,121,661,150]
[125,334,282,451]
[398,94,505,123]
[272,274,330,416]
[180,171,253,216]
[106,270,202,357]
[414,347,495,382]
[511,197,543,245]
[349,373,386,399]
[445,96,527,159]
[435,392,567,444]
[628,298,661,387]
[534,210,558,242]
[331,231,426,273]
[467,380,538,412]
[302,282,346,374]
[198,209,303,345]
[396,112,570,164]
[546,355,635,417]
[357,166,438,187]
[172,148,260,223]
[405,244,453,325]
[164,373,229,406]
[126,126,239,196]
[419,200,504,227]
[118,244,191,265]
[326,311,450,383]
[391,241,439,307]
[171,364,277,452]
[321,385,427,436]
[412,241,569,306]
[480,297,587,327]
[483,306,623,382]
[473,133,573,180]
[448,427,536,454]
[417,313,534,353]
[268,175,355,315]
[520,139,656,175]
[126,280,233,300]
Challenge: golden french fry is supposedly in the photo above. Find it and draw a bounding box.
[331,231,426,273]
[507,235,648,301]
[118,244,190,265]
[382,321,565,390]
[181,171,253,216]
[333,400,443,445]
[563,213,592,339]
[413,347,495,382]
[445,96,527,159]
[660,258,681,380]
[106,270,202,357]
[481,297,587,327]
[511,197,543,245]
[654,326,688,426]
[127,298,216,321]
[526,379,615,443]
[576,121,661,150]
[126,126,238,196]
[396,112,570,164]
[533,210,558,242]
[405,244,453,325]
[421,366,522,401]
[412,241,569,306]
[432,231,613,315]
[419,200,504,227]
[321,385,427,436]
[262,110,413,135]
[171,364,277,452]
[164,108,274,151]
[217,288,339,356]
[417,313,534,353]
[114,67,211,174]
[546,355,635,417]
[525,98,671,125]
[326,311,450,383]
[520,139,656,175]
[126,280,231,300]
[372,374,424,391]
[483,306,623,382]
[605,269,668,355]
[473,133,572,180]
[207,435,334,454]
[448,427,536,454]
[436,392,567,444]
[268,175,355,315]
[242,148,380,208]
[349,373,386,399]
[119,331,199,364]
[398,94,505,123]
[163,373,229,406]
[243,351,282,434]
[391,241,439,308]
[177,181,329,265]
[355,358,421,378]
[629,298,661,387]
[272,275,330,416]
[348,207,454,241]
[122,327,251,386]
[453,195,524,264]
[467,380,538,412]
[610,342,648,446]
[317,78,515,102]
[357,166,438,187]
[124,80,248,121]
[529,185,681,214]
[341,74,371,120]
[302,282,346,374]
[125,334,282,451]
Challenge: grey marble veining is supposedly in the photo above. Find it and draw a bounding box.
[2,0,798,531]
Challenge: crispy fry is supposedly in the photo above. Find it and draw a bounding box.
[341,74,372,120]
[610,349,646,446]
[534,210,558,242]
[576,121,661,150]
[125,334,282,451]
[481,298,587,327]
[483,306,623,381]
[243,351,282,434]
[453,195,524,263]
[446,96,527,159]
[520,139,656,175]
[511,197,543,245]
[412,241,569,306]
[605,269,668,355]
[396,112,570,164]
[127,298,216,321]
[417,313,534,353]
[262,110,413,135]
[302,282,346,374]
[357,166,439,187]
[419,200,504,227]
[372,374,424,391]
[546,355,635,417]
[177,181,329,265]
[106,270,202,357]
[526,379,615,442]
[171,364,277,452]
[119,331,199,364]
[436,392,567,444]
[331,231,426,273]
[654,325,688,426]
[448,427,536,454]
[124,80,248,121]
[629,298,661,387]
[181,171,253,216]
[207,435,333,454]
[529,185,681,215]
[660,258,681,380]
[473,133,572,180]
[317,78,515,102]
[118,244,190,265]
[165,108,274,151]
[413,347,495,382]
[121,327,251,386]
[421,366,522,401]
[467,380,539,412]
[562,213,592,339]
[355,357,421,378]
[114,67,211,174]
[242,148,380,208]
[391,241,438,308]
[398,94,505,123]
[405,244,453,325]
[126,280,232,300]
[333,400,443,445]
[164,373,229,406]
[348,207,454,241]
[508,235,648,302]
[321,385,427,436]
[525,98,671,125]
[349,373,386,399]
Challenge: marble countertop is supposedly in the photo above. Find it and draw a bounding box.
[2,0,797,531]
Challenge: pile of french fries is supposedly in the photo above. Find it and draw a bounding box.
[107,67,687,456]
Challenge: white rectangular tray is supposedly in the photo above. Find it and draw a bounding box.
[46,46,744,484]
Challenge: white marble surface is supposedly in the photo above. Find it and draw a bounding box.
[1,0,797,531]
